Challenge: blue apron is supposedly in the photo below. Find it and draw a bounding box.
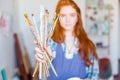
[48,44,86,80]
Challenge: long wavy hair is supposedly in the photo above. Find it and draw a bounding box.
[52,0,98,66]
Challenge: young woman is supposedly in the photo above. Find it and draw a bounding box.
[35,0,99,80]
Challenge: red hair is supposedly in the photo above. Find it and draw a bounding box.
[52,0,98,66]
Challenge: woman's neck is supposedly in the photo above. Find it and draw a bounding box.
[65,30,75,41]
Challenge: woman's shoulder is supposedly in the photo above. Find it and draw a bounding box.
[48,39,57,51]
[86,55,99,80]
[88,51,98,61]
[86,52,99,79]
[48,39,57,47]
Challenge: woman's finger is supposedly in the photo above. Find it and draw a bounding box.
[37,52,47,61]
[35,47,44,53]
[43,46,52,56]
[37,53,44,59]
[34,40,38,46]
[35,53,46,63]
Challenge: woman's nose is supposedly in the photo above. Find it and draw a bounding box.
[66,16,70,22]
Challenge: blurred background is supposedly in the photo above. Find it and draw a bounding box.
[0,0,120,80]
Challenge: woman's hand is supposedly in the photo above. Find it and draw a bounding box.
[33,40,53,77]
[35,47,47,63]
[34,40,53,63]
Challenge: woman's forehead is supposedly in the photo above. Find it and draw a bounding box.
[60,5,76,14]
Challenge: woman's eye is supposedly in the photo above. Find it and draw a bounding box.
[70,14,76,17]
[60,14,65,18]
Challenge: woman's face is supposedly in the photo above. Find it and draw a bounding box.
[59,5,78,31]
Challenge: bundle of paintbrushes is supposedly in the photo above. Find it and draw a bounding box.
[24,5,59,79]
